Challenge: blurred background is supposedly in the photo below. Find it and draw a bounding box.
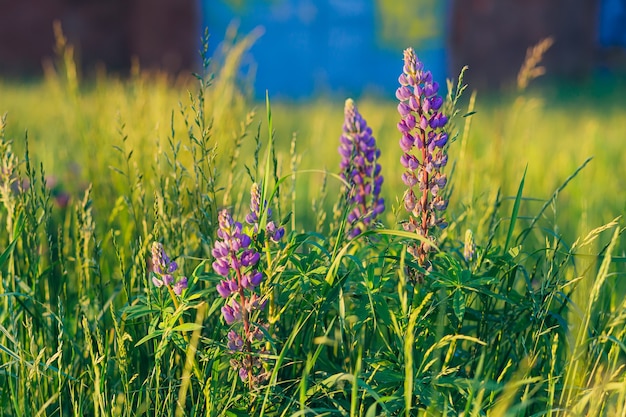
[1,0,625,97]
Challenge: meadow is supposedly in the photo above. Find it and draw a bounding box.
[0,32,625,416]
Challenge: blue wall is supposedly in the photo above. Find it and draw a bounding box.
[203,0,448,99]
[598,0,626,47]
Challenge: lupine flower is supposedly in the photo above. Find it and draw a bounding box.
[338,99,385,238]
[150,242,187,294]
[173,276,188,296]
[212,208,269,387]
[212,210,263,295]
[245,182,285,242]
[464,229,476,263]
[397,48,449,280]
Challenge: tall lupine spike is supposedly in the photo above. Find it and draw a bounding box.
[212,208,269,387]
[245,182,285,242]
[150,242,187,293]
[397,48,449,282]
[338,98,385,238]
[464,229,476,263]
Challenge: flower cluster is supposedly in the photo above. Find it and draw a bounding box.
[245,182,285,242]
[397,48,449,279]
[212,208,269,387]
[151,242,187,296]
[338,98,385,238]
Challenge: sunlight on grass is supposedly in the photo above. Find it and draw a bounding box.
[0,32,624,416]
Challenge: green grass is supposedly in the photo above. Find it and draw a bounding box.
[0,35,625,416]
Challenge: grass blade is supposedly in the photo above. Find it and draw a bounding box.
[504,165,526,253]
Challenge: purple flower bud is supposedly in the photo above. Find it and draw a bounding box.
[271,227,285,242]
[222,300,242,324]
[217,280,232,298]
[245,212,257,224]
[409,95,419,112]
[152,276,164,288]
[433,196,448,211]
[423,82,436,97]
[400,133,414,152]
[435,173,447,189]
[402,172,418,187]
[434,132,448,148]
[430,113,448,129]
[173,277,188,295]
[374,200,385,215]
[397,120,411,134]
[405,114,417,130]
[240,249,260,267]
[218,210,235,235]
[212,258,230,277]
[212,241,229,259]
[230,236,242,252]
[248,294,267,311]
[227,330,244,351]
[241,270,261,288]
[251,325,265,341]
[396,86,412,100]
[397,102,411,116]
[162,274,174,286]
[404,190,417,211]
[265,221,285,242]
[431,96,443,110]
[400,153,419,170]
[222,305,236,324]
[349,227,362,238]
[239,234,251,249]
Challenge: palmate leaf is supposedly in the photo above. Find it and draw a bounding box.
[453,290,466,322]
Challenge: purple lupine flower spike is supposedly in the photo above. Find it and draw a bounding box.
[212,208,270,387]
[246,182,285,242]
[397,48,449,282]
[150,242,187,295]
[339,99,385,238]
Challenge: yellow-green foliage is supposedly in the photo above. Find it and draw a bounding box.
[1,72,625,248]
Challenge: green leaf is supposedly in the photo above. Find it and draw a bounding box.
[507,245,522,258]
[172,323,203,332]
[0,210,25,269]
[453,290,466,322]
[460,269,471,284]
[504,166,526,254]
[121,303,160,320]
[135,329,164,347]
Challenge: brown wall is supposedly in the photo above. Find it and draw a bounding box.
[449,0,598,89]
[0,0,199,77]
